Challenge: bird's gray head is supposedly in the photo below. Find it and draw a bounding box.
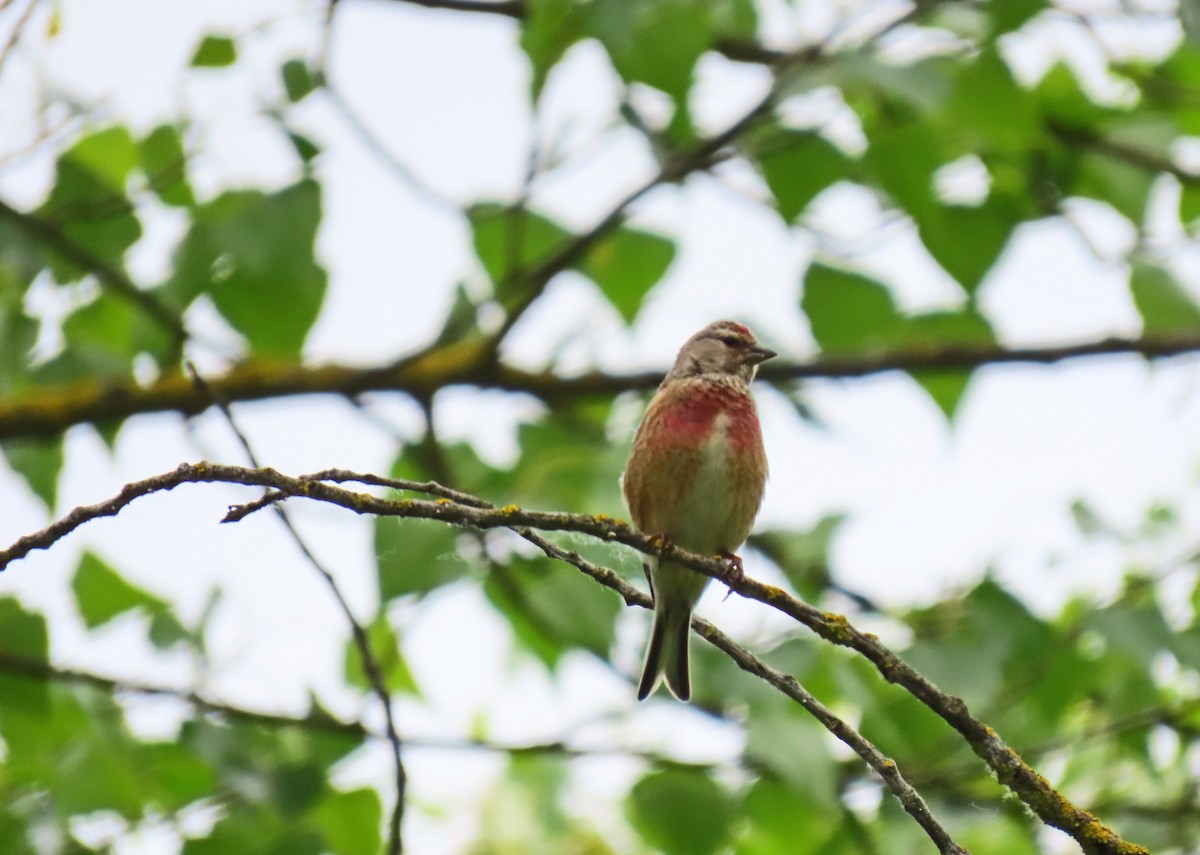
[667,321,777,383]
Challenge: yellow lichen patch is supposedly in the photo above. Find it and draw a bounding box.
[819,612,854,643]
[500,504,520,513]
[435,498,453,505]
[592,513,611,522]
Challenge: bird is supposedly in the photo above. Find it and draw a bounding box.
[621,320,775,701]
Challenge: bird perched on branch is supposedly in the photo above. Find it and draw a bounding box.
[622,320,775,701]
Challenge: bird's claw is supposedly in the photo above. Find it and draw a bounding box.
[649,533,674,557]
[719,551,744,601]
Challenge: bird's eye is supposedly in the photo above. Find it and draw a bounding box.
[719,335,740,347]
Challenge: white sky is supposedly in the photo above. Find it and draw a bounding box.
[1,1,1199,853]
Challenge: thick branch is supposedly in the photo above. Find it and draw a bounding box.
[3,334,1200,440]
[0,463,1148,855]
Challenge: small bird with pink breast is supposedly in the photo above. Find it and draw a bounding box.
[622,321,776,701]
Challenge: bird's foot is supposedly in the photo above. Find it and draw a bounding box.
[719,550,744,601]
[648,533,674,557]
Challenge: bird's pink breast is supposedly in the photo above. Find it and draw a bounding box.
[653,382,762,452]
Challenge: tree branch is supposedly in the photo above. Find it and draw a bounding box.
[485,69,783,348]
[0,463,1148,855]
[3,334,1200,440]
[510,526,969,855]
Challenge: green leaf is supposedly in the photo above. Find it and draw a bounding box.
[712,0,757,40]
[0,599,50,713]
[863,120,944,224]
[1130,263,1200,335]
[0,597,48,662]
[0,234,39,395]
[191,34,237,68]
[38,126,142,279]
[375,517,466,601]
[917,194,1020,294]
[1,435,64,510]
[483,555,621,666]
[165,180,327,356]
[1034,63,1113,131]
[138,740,216,809]
[434,282,482,346]
[945,50,1039,153]
[745,706,837,805]
[821,54,951,118]
[61,125,138,191]
[344,611,419,696]
[587,0,713,103]
[314,788,383,855]
[801,263,902,352]
[148,609,191,650]
[906,580,1055,714]
[1180,183,1200,231]
[740,779,836,855]
[627,768,734,855]
[520,0,585,99]
[1075,150,1154,225]
[511,404,627,514]
[72,551,170,629]
[801,263,993,416]
[989,0,1045,35]
[901,309,994,417]
[287,131,322,163]
[139,124,195,207]
[468,203,572,307]
[758,132,850,223]
[281,59,317,102]
[61,291,173,380]
[580,227,675,323]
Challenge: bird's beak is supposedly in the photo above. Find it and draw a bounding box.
[745,344,777,365]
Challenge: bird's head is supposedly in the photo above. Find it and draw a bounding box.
[668,320,777,383]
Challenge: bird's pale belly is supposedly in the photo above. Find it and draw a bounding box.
[668,414,758,556]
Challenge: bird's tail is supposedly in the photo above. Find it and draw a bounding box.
[637,602,691,701]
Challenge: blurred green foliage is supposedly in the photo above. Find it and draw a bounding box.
[1,0,1199,853]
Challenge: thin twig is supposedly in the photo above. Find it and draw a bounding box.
[185,368,408,855]
[0,0,37,80]
[322,81,461,215]
[485,73,784,348]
